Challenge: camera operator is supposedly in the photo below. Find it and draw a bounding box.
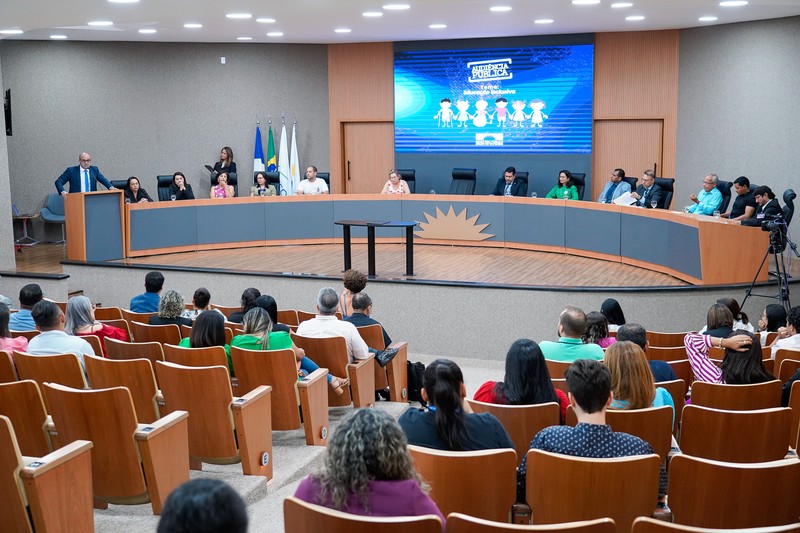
[741,185,781,227]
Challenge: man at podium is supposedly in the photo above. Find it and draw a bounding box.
[54,152,116,197]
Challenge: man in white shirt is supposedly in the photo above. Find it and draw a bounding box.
[295,166,329,195]
[27,300,95,369]
[296,287,369,362]
[771,306,800,358]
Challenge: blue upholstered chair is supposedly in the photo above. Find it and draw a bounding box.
[39,192,66,244]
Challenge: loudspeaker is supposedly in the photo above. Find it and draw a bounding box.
[3,89,10,136]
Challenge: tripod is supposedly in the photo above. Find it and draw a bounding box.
[741,229,791,313]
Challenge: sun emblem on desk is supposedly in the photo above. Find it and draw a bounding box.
[415,206,494,241]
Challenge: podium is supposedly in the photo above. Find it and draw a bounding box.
[65,191,125,262]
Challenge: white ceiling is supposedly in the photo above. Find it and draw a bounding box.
[1,0,800,44]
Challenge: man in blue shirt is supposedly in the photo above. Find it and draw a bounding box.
[687,173,723,215]
[596,168,631,203]
[129,271,164,312]
[9,283,43,331]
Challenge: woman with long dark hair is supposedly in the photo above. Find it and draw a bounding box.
[228,287,261,323]
[583,311,616,348]
[544,170,578,200]
[399,358,514,451]
[600,298,626,332]
[685,330,774,385]
[178,310,232,373]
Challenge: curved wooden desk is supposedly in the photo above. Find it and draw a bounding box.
[121,194,769,286]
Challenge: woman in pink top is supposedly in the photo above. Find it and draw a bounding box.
[210,171,235,199]
[381,169,410,195]
[583,311,616,349]
[0,303,28,353]
[294,409,444,530]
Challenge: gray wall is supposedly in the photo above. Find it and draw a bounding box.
[0,40,330,240]
[0,54,15,269]
[677,16,800,231]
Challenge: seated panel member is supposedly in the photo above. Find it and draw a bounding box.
[210,171,235,199]
[381,169,411,195]
[123,176,154,203]
[721,176,756,221]
[630,170,662,208]
[168,172,195,201]
[296,166,329,195]
[545,170,579,200]
[251,172,277,197]
[54,152,116,197]
[597,168,631,203]
[686,173,723,215]
[491,166,526,197]
[742,185,782,226]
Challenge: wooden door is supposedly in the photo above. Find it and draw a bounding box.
[593,119,663,200]
[341,121,394,194]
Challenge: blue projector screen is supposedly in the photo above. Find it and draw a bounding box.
[394,44,594,154]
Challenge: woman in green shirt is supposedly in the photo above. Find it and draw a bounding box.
[545,170,579,200]
[230,307,348,395]
[178,310,232,372]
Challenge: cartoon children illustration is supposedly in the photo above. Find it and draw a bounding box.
[472,98,490,127]
[434,97,454,127]
[529,99,548,128]
[455,99,471,128]
[494,97,509,127]
[511,100,527,127]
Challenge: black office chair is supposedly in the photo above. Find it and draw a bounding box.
[622,176,638,191]
[396,169,416,193]
[716,180,733,213]
[570,172,586,200]
[156,175,173,201]
[316,172,331,190]
[449,168,477,195]
[515,171,529,197]
[110,179,128,190]
[654,177,675,209]
[782,189,796,225]
[211,172,238,196]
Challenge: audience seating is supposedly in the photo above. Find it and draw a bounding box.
[211,303,238,319]
[778,358,800,381]
[291,333,375,409]
[409,445,516,522]
[570,173,586,200]
[39,192,67,244]
[230,346,329,446]
[99,318,132,341]
[357,324,409,402]
[121,309,157,326]
[654,178,675,209]
[14,351,88,393]
[449,168,477,195]
[297,310,316,323]
[763,331,780,345]
[632,517,800,533]
[647,346,687,362]
[551,378,569,395]
[774,349,800,378]
[396,168,416,193]
[690,380,782,410]
[154,360,273,477]
[646,331,691,348]
[545,359,572,379]
[0,350,17,382]
[163,344,229,369]
[716,180,733,213]
[283,495,442,532]
[656,379,685,434]
[93,306,123,320]
[43,382,189,515]
[357,323,389,390]
[526,449,660,531]
[0,380,52,456]
[84,354,160,423]
[105,337,164,365]
[130,321,182,346]
[668,455,800,528]
[679,405,791,462]
[789,381,800,451]
[448,514,617,533]
[0,415,94,532]
[466,400,559,465]
[82,334,104,357]
[665,359,693,384]
[8,330,39,341]
[278,309,299,326]
[155,175,173,201]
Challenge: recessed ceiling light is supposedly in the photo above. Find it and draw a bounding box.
[719,1,748,6]
[534,18,554,24]
[183,23,202,29]
[50,34,68,39]
[0,29,24,34]
[625,15,645,20]
[383,4,410,10]
[334,28,352,33]
[611,2,633,7]
[429,23,447,29]
[490,6,512,12]
[363,11,383,17]
[88,20,114,26]
[699,16,718,22]
[572,0,601,4]
[256,18,276,23]
[138,29,156,34]
[225,13,252,19]
[266,32,283,37]
[237,36,252,40]
[108,0,139,3]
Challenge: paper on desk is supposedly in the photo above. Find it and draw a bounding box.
[613,192,637,206]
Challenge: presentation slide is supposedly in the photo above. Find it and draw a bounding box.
[394,44,594,154]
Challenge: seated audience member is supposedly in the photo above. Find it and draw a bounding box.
[149,290,193,327]
[251,171,277,197]
[157,479,247,533]
[123,176,153,203]
[742,185,782,226]
[516,359,666,505]
[758,303,787,346]
[178,310,232,373]
[168,172,195,201]
[583,311,616,348]
[539,307,604,362]
[474,338,569,423]
[544,169,578,200]
[296,287,369,362]
[600,298,626,332]
[129,271,164,313]
[685,330,773,384]
[296,166,329,195]
[605,341,675,423]
[399,358,514,451]
[231,307,347,394]
[0,303,28,353]
[338,269,367,318]
[27,300,95,368]
[253,295,291,333]
[181,287,224,322]
[630,170,662,208]
[343,292,392,348]
[596,168,631,203]
[701,303,735,338]
[0,276,13,309]
[686,173,722,215]
[699,297,753,333]
[491,166,526,197]
[771,305,800,357]
[229,287,261,323]
[65,296,128,355]
[616,323,677,382]
[381,169,411,195]
[9,283,43,331]
[294,409,444,525]
[720,176,756,221]
[210,171,235,199]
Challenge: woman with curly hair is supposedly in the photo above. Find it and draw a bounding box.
[583,311,616,348]
[149,290,193,327]
[338,269,367,318]
[294,409,444,525]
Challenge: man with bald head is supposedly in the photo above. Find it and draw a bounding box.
[538,306,605,362]
[55,152,115,196]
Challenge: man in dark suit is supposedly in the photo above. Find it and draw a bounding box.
[491,166,526,197]
[54,152,115,197]
[742,185,782,227]
[630,169,662,208]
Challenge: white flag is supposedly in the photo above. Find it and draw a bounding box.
[289,122,301,195]
[278,122,291,195]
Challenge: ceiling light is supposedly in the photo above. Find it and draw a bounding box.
[490,6,512,12]
[625,15,645,20]
[237,36,252,40]
[225,13,252,19]
[719,1,748,6]
[138,29,156,34]
[88,20,114,26]
[534,18,554,24]
[266,32,283,37]
[0,29,24,34]
[363,11,383,17]
[429,23,447,29]
[50,34,68,39]
[108,0,139,3]
[383,4,411,10]
[256,18,276,23]
[699,16,718,22]
[572,0,601,4]
[335,28,352,33]
[183,23,202,29]
[611,2,633,7]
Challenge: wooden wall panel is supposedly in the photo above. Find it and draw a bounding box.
[593,31,679,200]
[328,43,395,194]
[594,119,663,197]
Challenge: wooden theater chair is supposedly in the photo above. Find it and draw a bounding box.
[0,349,17,382]
[210,303,238,319]
[647,347,688,362]
[1,415,94,533]
[690,380,782,410]
[647,331,692,348]
[93,306,123,320]
[43,382,189,515]
[655,379,685,434]
[0,380,52,456]
[99,318,132,341]
[409,445,517,522]
[81,334,104,357]
[283,496,442,533]
[447,514,617,533]
[105,336,165,365]
[155,360,273,478]
[278,309,299,326]
[163,343,229,369]
[790,381,800,451]
[545,359,572,380]
[13,350,87,394]
[121,309,157,327]
[8,330,39,342]
[632,517,800,533]
[130,321,182,345]
[84,353,160,423]
[357,323,409,402]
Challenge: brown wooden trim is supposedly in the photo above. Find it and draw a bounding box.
[65,193,87,261]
